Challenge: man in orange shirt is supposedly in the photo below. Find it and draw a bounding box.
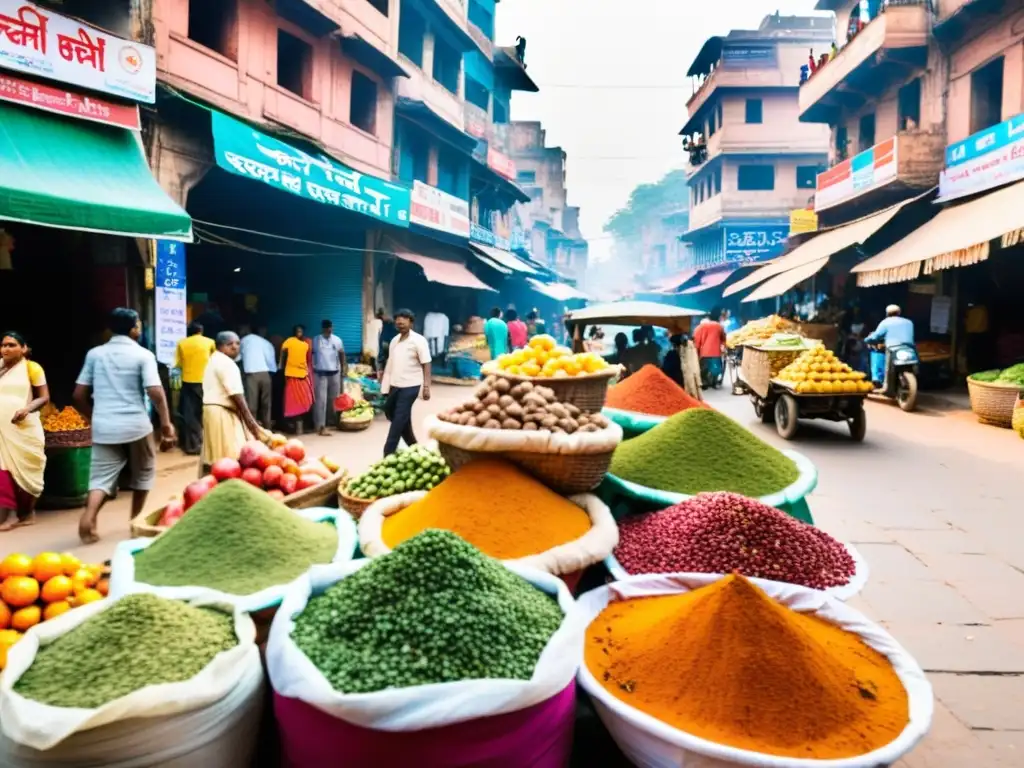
[692,308,727,389]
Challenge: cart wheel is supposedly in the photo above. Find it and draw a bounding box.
[753,399,774,424]
[848,408,867,442]
[775,394,799,440]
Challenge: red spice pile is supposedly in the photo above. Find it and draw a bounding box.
[614,492,856,590]
[605,365,709,417]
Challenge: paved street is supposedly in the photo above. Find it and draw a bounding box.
[4,383,1023,765]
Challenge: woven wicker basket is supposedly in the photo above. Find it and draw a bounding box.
[44,428,92,449]
[436,441,612,495]
[337,481,375,519]
[967,377,1022,428]
[480,367,619,412]
[339,415,373,432]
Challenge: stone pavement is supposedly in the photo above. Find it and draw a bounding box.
[3,383,1022,765]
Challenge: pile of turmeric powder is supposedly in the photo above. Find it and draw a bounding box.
[381,458,592,559]
[586,574,909,760]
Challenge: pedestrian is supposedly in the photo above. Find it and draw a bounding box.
[202,331,263,473]
[312,319,346,436]
[692,308,728,388]
[280,325,314,434]
[364,308,384,372]
[378,310,398,376]
[0,332,48,532]
[526,309,546,340]
[240,324,276,428]
[484,307,509,360]
[380,309,431,456]
[74,308,176,544]
[173,321,214,455]
[506,308,528,350]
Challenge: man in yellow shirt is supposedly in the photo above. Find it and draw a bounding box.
[174,322,215,455]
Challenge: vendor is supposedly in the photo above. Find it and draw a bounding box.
[201,332,263,473]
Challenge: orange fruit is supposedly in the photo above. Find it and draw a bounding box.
[0,601,10,630]
[32,552,64,583]
[71,568,98,595]
[0,553,33,580]
[73,588,103,606]
[0,629,22,671]
[1,576,39,608]
[42,600,71,621]
[96,578,109,597]
[10,605,40,632]
[40,574,73,603]
[60,553,82,577]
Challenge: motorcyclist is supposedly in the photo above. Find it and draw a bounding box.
[864,305,915,387]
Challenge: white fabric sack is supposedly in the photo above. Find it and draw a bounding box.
[425,414,623,455]
[108,507,357,612]
[0,593,261,754]
[359,491,619,576]
[576,573,934,768]
[267,558,585,731]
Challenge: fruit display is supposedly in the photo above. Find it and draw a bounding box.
[971,363,1024,387]
[437,376,610,434]
[776,347,873,394]
[340,400,374,423]
[483,334,610,378]
[0,552,107,669]
[726,315,799,348]
[344,445,450,502]
[158,437,341,527]
[42,406,88,433]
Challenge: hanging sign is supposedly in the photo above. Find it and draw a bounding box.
[0,1,156,102]
[939,113,1024,201]
[722,224,788,264]
[154,240,187,366]
[0,72,140,128]
[815,136,898,211]
[789,208,818,235]
[410,180,470,237]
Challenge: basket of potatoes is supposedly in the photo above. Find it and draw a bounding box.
[425,376,624,494]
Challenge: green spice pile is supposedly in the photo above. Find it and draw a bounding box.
[292,529,563,693]
[134,479,339,596]
[609,408,799,497]
[14,594,236,708]
[971,363,1024,387]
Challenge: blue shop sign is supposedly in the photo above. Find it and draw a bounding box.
[471,222,510,251]
[154,241,187,367]
[939,113,1024,201]
[722,225,788,264]
[210,110,410,227]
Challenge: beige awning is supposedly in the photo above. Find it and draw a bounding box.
[852,181,1024,287]
[722,195,923,298]
[742,258,830,303]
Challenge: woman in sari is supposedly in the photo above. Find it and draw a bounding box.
[0,332,48,531]
[279,325,314,434]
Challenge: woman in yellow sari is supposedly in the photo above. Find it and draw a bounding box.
[0,332,48,531]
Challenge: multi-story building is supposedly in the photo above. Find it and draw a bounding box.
[681,14,832,269]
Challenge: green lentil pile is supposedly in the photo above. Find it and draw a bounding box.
[609,408,799,497]
[14,594,236,708]
[292,529,563,693]
[134,479,339,596]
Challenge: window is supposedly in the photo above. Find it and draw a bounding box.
[350,71,378,135]
[398,127,429,183]
[745,98,763,124]
[737,165,775,191]
[835,124,849,160]
[277,30,313,100]
[432,38,460,95]
[706,108,716,138]
[970,57,1004,134]
[187,0,237,60]
[468,0,494,39]
[713,166,722,195]
[465,79,489,111]
[797,165,822,189]
[898,78,921,131]
[398,8,425,67]
[517,170,536,184]
[858,112,875,151]
[364,0,388,16]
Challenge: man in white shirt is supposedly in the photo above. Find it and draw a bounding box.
[380,308,431,456]
[312,319,346,436]
[202,332,262,473]
[423,308,450,359]
[239,325,277,428]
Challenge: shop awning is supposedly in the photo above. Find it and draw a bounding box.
[392,247,496,292]
[470,242,539,274]
[681,268,736,295]
[651,269,699,293]
[527,278,588,301]
[0,101,192,240]
[742,258,830,303]
[722,195,923,298]
[852,181,1024,287]
[470,249,512,274]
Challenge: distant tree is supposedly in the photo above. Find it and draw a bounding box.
[603,169,689,241]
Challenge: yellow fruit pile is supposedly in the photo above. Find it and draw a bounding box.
[0,552,107,669]
[726,315,798,348]
[487,335,610,378]
[42,406,88,433]
[777,348,874,394]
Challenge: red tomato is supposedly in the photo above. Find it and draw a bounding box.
[241,468,264,488]
[263,465,284,489]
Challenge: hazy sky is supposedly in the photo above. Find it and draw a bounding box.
[496,0,822,261]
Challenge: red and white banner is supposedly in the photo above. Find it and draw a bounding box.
[487,147,516,180]
[0,0,156,103]
[0,72,140,128]
[409,180,471,238]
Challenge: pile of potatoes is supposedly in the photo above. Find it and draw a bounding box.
[437,376,610,434]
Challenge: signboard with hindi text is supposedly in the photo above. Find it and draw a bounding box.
[211,110,410,227]
[939,113,1024,201]
[410,180,470,237]
[815,136,898,211]
[155,240,187,366]
[0,72,139,128]
[0,1,156,103]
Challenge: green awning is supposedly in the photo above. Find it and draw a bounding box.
[0,102,192,241]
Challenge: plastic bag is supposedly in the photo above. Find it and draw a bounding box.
[358,491,618,577]
[334,393,356,412]
[576,574,934,768]
[0,594,262,757]
[108,507,357,612]
[425,414,623,456]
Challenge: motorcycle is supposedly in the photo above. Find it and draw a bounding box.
[869,342,920,412]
